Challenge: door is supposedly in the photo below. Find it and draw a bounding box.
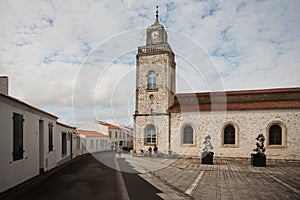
[69,132,73,159]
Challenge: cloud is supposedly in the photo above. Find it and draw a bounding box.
[1,0,299,127]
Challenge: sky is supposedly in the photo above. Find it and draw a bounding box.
[0,0,299,127]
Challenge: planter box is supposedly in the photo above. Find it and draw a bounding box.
[201,152,214,165]
[251,153,266,167]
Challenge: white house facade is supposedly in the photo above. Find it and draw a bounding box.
[77,129,110,153]
[0,77,79,193]
[80,121,133,150]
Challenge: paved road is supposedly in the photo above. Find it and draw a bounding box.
[3,152,299,200]
[1,152,166,200]
[13,153,117,200]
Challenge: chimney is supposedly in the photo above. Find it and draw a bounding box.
[0,76,9,95]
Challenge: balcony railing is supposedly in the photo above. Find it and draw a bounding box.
[138,43,172,55]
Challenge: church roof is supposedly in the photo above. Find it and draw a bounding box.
[169,87,300,112]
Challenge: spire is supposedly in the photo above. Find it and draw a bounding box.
[147,5,164,30]
[155,5,159,24]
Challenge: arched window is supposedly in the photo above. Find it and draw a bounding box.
[183,126,193,144]
[146,125,156,144]
[148,71,156,90]
[269,125,282,145]
[224,125,235,144]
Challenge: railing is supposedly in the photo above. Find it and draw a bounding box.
[138,43,173,55]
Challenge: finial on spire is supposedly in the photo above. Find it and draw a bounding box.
[155,5,159,24]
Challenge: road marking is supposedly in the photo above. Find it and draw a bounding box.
[268,173,300,195]
[139,173,189,199]
[185,171,204,196]
[114,157,130,200]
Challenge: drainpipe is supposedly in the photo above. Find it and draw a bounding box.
[168,111,171,153]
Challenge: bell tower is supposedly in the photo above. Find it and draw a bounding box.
[134,6,176,153]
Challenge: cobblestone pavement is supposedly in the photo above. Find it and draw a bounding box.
[122,154,300,200]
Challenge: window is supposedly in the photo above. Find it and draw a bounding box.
[269,125,282,145]
[62,132,67,156]
[82,140,86,150]
[148,71,156,90]
[13,113,24,161]
[109,131,112,138]
[115,131,118,138]
[183,126,193,144]
[90,140,94,150]
[222,122,239,148]
[48,122,53,152]
[267,122,286,148]
[146,125,156,144]
[224,125,235,144]
[76,136,80,150]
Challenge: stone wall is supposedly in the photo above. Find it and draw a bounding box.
[134,114,169,153]
[168,109,300,160]
[136,53,175,114]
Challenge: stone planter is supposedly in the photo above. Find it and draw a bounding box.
[251,153,266,167]
[201,152,214,165]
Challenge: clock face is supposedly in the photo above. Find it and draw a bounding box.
[151,31,159,40]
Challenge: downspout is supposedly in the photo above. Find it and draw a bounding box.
[168,111,171,153]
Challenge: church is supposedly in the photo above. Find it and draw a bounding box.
[133,10,300,160]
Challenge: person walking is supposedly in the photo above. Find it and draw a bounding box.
[153,145,158,158]
[117,146,122,158]
[148,146,152,157]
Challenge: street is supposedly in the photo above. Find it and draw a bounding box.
[1,151,165,200]
[2,151,299,200]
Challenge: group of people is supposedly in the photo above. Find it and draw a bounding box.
[148,145,158,157]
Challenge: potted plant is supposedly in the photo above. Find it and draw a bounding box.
[201,135,214,165]
[251,134,266,167]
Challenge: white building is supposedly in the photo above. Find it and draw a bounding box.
[0,76,78,193]
[80,121,133,150]
[56,122,79,166]
[76,130,110,153]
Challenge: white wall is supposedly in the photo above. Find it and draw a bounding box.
[0,99,57,193]
[85,136,110,153]
[56,124,76,166]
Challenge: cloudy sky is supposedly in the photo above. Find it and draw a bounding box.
[1,0,299,127]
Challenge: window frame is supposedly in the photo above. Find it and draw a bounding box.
[145,125,156,145]
[182,126,194,145]
[266,121,287,148]
[221,122,239,148]
[180,124,196,146]
[224,125,235,145]
[13,112,24,161]
[61,132,67,156]
[48,122,54,152]
[147,71,157,90]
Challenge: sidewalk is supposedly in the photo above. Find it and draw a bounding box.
[121,154,300,200]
